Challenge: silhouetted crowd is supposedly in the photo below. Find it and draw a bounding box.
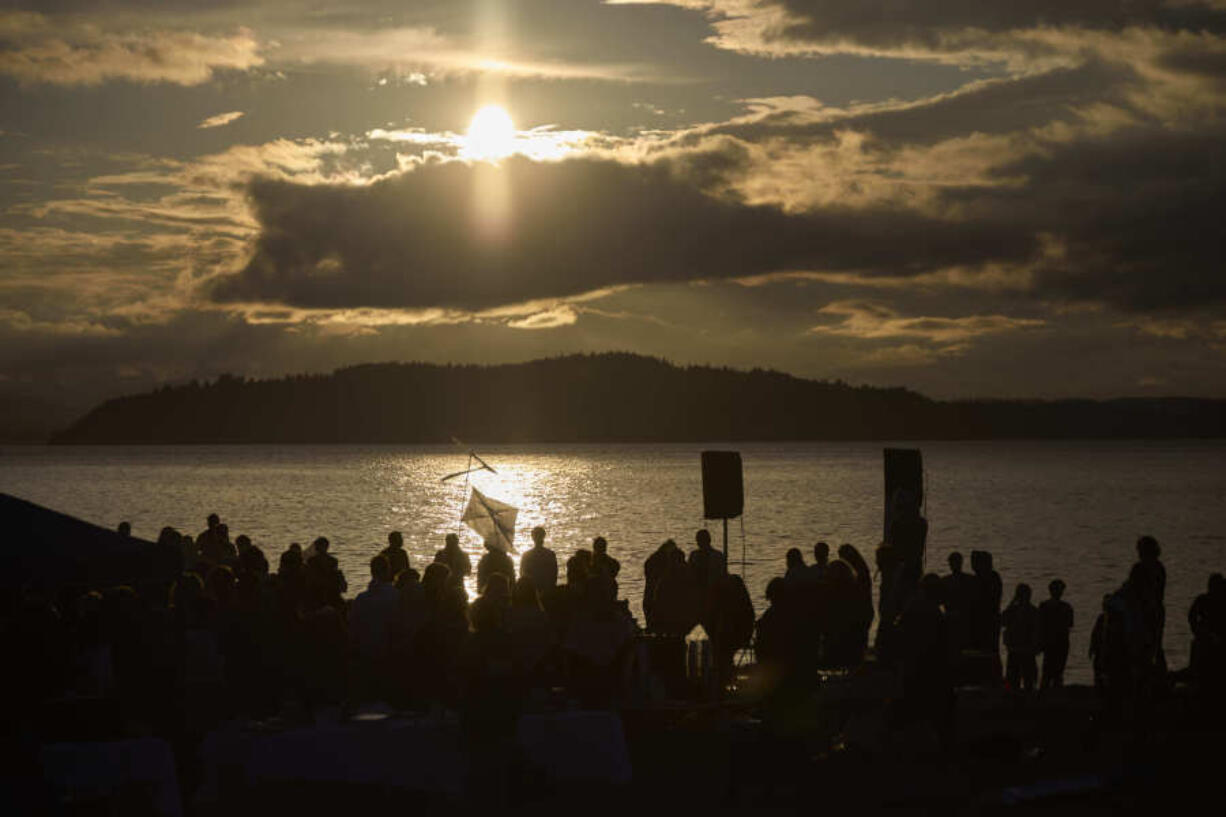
[6,509,1225,751]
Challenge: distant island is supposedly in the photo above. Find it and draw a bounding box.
[49,353,1226,443]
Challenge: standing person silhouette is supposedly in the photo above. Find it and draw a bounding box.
[689,529,726,634]
[877,490,927,654]
[1038,579,1074,689]
[941,552,978,655]
[1132,535,1167,673]
[380,531,410,579]
[1002,583,1040,694]
[689,529,726,595]
[1188,574,1226,689]
[643,539,678,627]
[591,536,621,579]
[809,542,830,581]
[435,533,472,590]
[971,550,1004,656]
[477,538,515,596]
[519,526,558,592]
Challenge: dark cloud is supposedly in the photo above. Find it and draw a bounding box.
[708,61,1131,146]
[761,0,1226,54]
[209,154,1035,310]
[772,0,1224,39]
[979,125,1226,311]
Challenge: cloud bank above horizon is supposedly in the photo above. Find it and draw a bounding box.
[2,0,1225,426]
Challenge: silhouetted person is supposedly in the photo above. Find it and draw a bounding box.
[810,542,829,581]
[591,536,620,579]
[305,536,346,609]
[1188,573,1226,690]
[879,490,928,638]
[215,523,237,564]
[414,584,470,707]
[1132,535,1166,671]
[562,572,635,707]
[570,548,593,581]
[520,526,558,592]
[755,578,800,680]
[1002,583,1040,693]
[180,534,199,571]
[838,544,874,659]
[643,539,678,625]
[784,548,808,584]
[652,548,700,636]
[380,530,410,579]
[152,525,184,579]
[237,538,268,581]
[117,521,131,538]
[823,560,866,667]
[688,528,726,603]
[476,539,515,596]
[544,550,591,641]
[941,552,977,654]
[971,550,1003,656]
[198,514,224,565]
[1089,593,1111,692]
[508,576,553,679]
[395,567,427,643]
[197,512,221,556]
[274,544,306,622]
[388,567,427,708]
[782,548,821,662]
[421,561,453,611]
[349,554,400,700]
[708,574,755,690]
[460,573,519,777]
[893,573,953,743]
[1120,562,1163,705]
[435,533,472,589]
[470,572,511,635]
[1039,579,1073,689]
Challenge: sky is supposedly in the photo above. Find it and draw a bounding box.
[3,1,1226,432]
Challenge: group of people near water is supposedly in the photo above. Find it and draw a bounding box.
[8,507,1226,748]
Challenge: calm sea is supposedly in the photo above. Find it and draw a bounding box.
[3,441,1224,683]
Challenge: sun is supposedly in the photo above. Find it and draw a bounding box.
[464,105,516,160]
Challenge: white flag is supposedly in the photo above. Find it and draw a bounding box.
[461,487,518,552]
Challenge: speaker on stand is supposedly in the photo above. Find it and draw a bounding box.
[701,450,743,568]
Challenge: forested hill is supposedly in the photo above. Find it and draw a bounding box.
[49,353,1226,443]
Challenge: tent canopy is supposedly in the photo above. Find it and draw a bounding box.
[0,493,176,591]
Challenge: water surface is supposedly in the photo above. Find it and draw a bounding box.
[3,440,1224,683]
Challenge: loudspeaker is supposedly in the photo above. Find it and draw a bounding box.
[701,450,743,519]
[883,447,923,537]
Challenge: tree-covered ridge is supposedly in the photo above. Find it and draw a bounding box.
[50,353,1226,443]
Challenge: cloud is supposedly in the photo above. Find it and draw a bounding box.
[208,152,1036,311]
[0,12,263,86]
[811,300,1045,346]
[198,111,245,129]
[267,20,661,82]
[506,305,580,329]
[621,0,1226,67]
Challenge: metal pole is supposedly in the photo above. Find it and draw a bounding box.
[722,517,728,568]
[457,453,472,534]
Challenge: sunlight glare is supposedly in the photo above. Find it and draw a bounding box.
[464,105,516,160]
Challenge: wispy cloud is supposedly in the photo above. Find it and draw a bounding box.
[270,24,659,82]
[811,300,1044,346]
[0,12,262,86]
[198,111,245,129]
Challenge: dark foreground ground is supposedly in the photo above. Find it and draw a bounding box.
[11,672,1222,816]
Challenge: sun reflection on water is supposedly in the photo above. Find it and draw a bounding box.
[426,454,597,599]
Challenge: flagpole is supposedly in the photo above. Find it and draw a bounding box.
[457,453,472,535]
